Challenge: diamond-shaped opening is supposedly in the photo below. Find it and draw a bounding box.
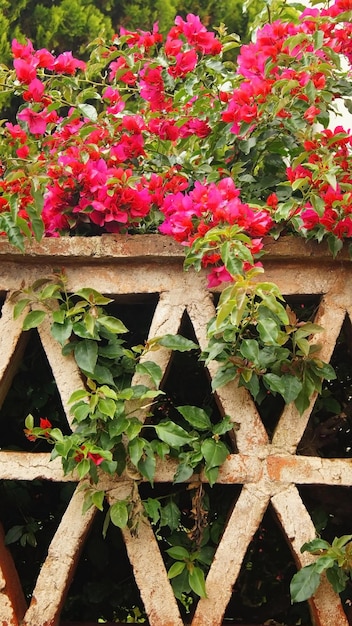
[61,503,147,623]
[139,482,242,621]
[255,294,323,440]
[298,314,352,458]
[0,330,70,451]
[149,310,237,452]
[224,504,312,624]
[298,485,352,622]
[106,293,159,348]
[0,479,75,604]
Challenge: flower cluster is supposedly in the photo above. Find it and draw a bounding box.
[0,2,352,276]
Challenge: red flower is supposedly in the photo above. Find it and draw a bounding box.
[40,418,52,429]
[304,105,321,124]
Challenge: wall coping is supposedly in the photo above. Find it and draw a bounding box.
[0,234,350,264]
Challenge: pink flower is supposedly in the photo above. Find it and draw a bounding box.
[53,51,86,74]
[5,123,27,143]
[11,38,34,59]
[207,265,233,287]
[168,49,198,78]
[13,58,38,84]
[175,14,222,55]
[179,118,210,138]
[17,108,49,135]
[34,48,55,69]
[23,78,45,102]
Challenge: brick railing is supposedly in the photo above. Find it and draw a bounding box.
[0,235,351,626]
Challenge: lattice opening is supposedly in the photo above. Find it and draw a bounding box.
[298,314,352,458]
[106,293,159,348]
[61,504,147,624]
[156,310,237,452]
[224,504,312,625]
[139,482,242,622]
[0,330,69,451]
[298,485,352,624]
[0,479,76,603]
[254,294,323,441]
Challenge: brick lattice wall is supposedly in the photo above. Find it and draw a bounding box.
[0,235,351,626]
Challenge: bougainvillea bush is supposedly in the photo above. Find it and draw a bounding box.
[1,0,351,407]
[1,1,351,260]
[1,0,352,610]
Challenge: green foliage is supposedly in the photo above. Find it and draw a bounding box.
[11,272,233,601]
[290,536,352,603]
[196,263,336,414]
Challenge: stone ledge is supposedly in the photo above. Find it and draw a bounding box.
[0,233,350,263]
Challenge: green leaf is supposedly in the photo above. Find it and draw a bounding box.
[240,339,259,363]
[204,465,220,487]
[257,318,280,344]
[98,316,128,334]
[188,566,207,598]
[201,439,229,469]
[51,319,73,345]
[263,373,285,396]
[280,375,303,404]
[13,298,30,319]
[290,563,321,603]
[22,310,46,331]
[76,458,90,479]
[332,534,352,549]
[138,451,156,484]
[74,288,113,305]
[326,565,349,593]
[211,366,237,390]
[154,421,195,448]
[220,240,245,276]
[160,501,181,531]
[212,415,233,436]
[136,361,163,387]
[166,546,190,560]
[156,334,199,352]
[25,414,34,429]
[301,538,331,553]
[143,498,160,524]
[74,340,98,374]
[110,500,129,529]
[313,556,336,573]
[98,397,116,418]
[0,214,24,251]
[177,405,212,431]
[128,438,145,466]
[173,463,194,483]
[71,401,91,422]
[125,418,143,440]
[91,490,105,511]
[77,103,98,122]
[5,525,25,545]
[168,561,186,579]
[108,415,128,438]
[170,567,190,599]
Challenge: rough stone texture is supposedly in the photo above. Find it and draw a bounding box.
[0,235,351,625]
